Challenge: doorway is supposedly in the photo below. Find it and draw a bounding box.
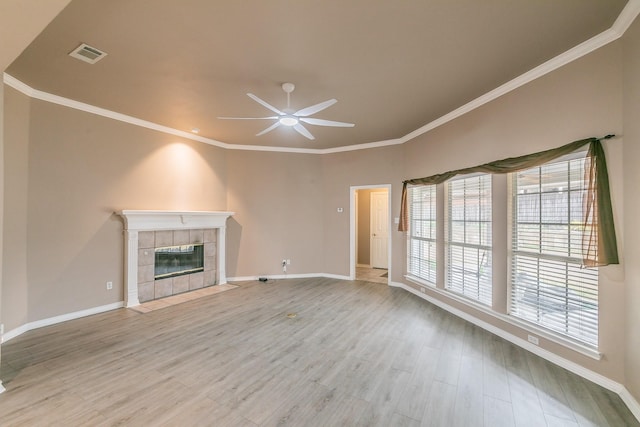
[350,185,391,284]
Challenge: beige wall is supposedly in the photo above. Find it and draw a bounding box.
[0,0,72,388]
[623,17,640,401]
[2,91,227,328]
[2,88,30,330]
[1,11,639,406]
[321,146,405,279]
[226,150,324,278]
[0,79,3,375]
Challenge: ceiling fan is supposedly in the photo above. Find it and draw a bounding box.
[217,83,355,140]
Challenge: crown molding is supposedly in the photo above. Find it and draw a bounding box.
[613,0,640,35]
[4,0,639,155]
[401,0,640,144]
[2,72,402,155]
[2,73,233,149]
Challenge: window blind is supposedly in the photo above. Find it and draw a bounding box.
[511,157,598,346]
[407,185,436,283]
[446,174,492,305]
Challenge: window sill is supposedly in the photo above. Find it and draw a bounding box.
[403,275,602,361]
[404,274,436,289]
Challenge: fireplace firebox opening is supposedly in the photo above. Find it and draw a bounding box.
[154,244,204,280]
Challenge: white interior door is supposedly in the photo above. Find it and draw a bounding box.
[370,191,389,269]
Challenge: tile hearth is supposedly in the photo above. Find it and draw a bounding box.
[129,284,238,313]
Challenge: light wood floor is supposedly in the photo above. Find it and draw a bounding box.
[356,266,388,284]
[0,277,637,426]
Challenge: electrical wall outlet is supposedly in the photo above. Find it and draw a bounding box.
[106,281,113,290]
[527,334,539,345]
[286,259,291,265]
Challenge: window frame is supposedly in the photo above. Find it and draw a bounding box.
[444,173,493,306]
[406,184,437,285]
[509,152,599,348]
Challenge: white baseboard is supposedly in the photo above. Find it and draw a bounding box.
[1,301,124,343]
[620,387,640,422]
[390,280,640,423]
[227,273,351,282]
[321,273,352,281]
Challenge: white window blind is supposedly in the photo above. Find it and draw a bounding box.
[407,185,436,284]
[446,174,492,305]
[510,157,598,347]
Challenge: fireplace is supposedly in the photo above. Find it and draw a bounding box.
[155,244,205,279]
[118,210,234,307]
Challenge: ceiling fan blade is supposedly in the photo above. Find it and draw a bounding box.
[294,99,337,117]
[293,123,315,140]
[217,116,278,120]
[299,118,355,127]
[247,93,284,115]
[256,121,281,136]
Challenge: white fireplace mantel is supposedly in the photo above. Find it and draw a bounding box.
[117,210,234,307]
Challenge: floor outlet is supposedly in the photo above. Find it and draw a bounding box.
[528,335,539,345]
[106,281,113,290]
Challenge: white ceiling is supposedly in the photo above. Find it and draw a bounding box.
[6,0,631,150]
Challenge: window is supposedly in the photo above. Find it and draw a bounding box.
[510,156,598,347]
[446,174,492,305]
[407,185,436,283]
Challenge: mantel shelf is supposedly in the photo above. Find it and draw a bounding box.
[118,210,234,231]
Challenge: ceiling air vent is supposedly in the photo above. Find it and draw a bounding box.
[69,43,107,64]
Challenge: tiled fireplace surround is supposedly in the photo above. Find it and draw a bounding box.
[118,211,234,307]
[137,228,217,303]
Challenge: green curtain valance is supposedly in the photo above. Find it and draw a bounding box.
[398,136,618,267]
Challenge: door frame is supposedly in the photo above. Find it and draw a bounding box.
[350,184,392,284]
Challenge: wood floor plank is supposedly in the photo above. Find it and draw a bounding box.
[525,350,577,422]
[483,396,515,427]
[314,391,369,426]
[583,380,640,426]
[501,342,549,427]
[482,333,511,403]
[395,345,440,421]
[451,355,485,426]
[420,380,458,427]
[553,364,611,427]
[365,366,412,407]
[0,277,636,426]
[260,380,338,427]
[356,401,420,427]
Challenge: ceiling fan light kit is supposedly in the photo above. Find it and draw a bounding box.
[218,82,354,140]
[279,116,299,126]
